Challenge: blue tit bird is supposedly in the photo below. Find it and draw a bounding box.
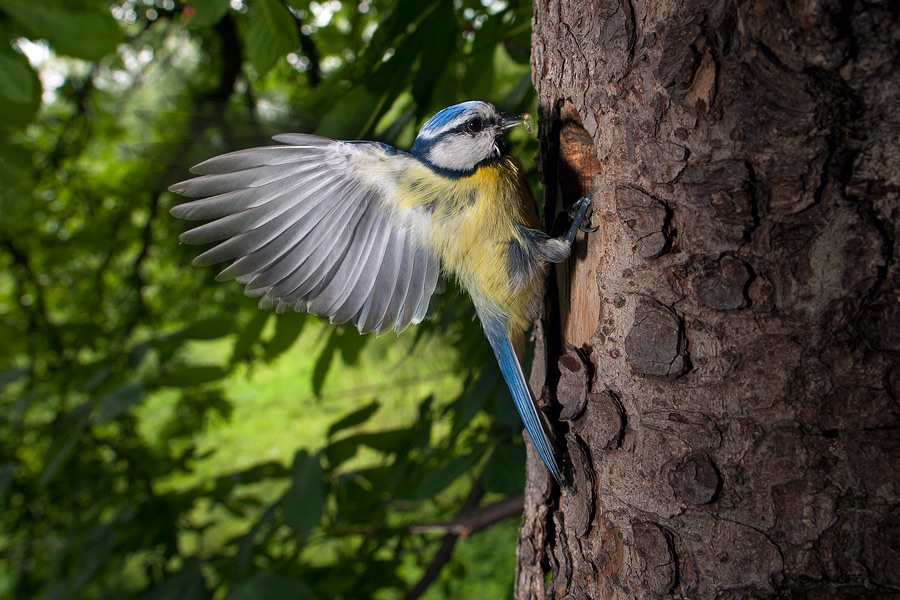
[169,101,593,485]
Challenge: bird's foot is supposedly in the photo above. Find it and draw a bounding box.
[564,196,596,245]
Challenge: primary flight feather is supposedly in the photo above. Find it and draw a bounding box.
[169,101,593,485]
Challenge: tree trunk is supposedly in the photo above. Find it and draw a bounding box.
[518,1,900,598]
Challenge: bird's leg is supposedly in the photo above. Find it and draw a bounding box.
[563,196,597,245]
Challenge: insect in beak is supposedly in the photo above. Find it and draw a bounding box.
[500,113,535,133]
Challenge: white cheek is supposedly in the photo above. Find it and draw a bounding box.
[426,134,494,171]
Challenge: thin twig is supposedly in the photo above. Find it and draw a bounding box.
[408,493,524,537]
[403,479,507,600]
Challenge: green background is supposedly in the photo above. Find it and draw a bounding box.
[0,0,540,598]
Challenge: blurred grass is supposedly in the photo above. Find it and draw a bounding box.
[135,315,518,597]
[140,320,461,479]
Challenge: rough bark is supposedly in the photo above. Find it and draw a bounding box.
[519,1,900,598]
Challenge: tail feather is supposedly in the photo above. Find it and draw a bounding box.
[481,316,563,485]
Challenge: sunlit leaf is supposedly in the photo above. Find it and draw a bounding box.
[243,0,299,76]
[184,0,230,28]
[0,41,41,128]
[0,0,123,61]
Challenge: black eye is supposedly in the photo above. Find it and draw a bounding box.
[466,117,484,133]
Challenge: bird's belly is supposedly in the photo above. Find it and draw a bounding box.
[431,202,544,331]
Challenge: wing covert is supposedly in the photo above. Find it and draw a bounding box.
[169,134,440,334]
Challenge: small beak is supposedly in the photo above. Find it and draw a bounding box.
[499,114,524,130]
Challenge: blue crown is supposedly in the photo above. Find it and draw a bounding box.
[417,101,483,137]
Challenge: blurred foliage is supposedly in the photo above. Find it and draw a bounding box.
[0,0,538,598]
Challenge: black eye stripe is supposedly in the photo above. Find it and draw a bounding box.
[438,116,496,137]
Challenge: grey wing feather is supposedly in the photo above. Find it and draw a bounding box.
[169,135,440,334]
[302,200,391,321]
[358,226,406,334]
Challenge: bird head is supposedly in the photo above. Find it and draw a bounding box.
[409,101,526,174]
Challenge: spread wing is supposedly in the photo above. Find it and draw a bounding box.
[169,134,440,335]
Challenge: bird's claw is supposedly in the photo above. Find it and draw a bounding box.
[564,196,595,245]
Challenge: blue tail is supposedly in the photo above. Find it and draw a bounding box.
[481,316,563,485]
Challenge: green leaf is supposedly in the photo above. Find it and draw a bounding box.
[324,436,360,468]
[418,452,480,498]
[336,477,384,525]
[309,327,369,393]
[282,450,325,536]
[0,0,123,61]
[409,2,457,110]
[0,366,29,393]
[39,406,90,485]
[96,382,145,424]
[235,504,278,580]
[327,400,380,438]
[263,312,306,361]
[243,0,299,76]
[0,134,33,218]
[129,342,152,368]
[138,559,209,600]
[163,316,236,343]
[311,329,339,396]
[326,427,425,474]
[228,573,317,600]
[74,521,117,588]
[0,462,17,504]
[315,85,382,139]
[0,42,41,129]
[335,328,367,366]
[230,311,270,365]
[184,0,230,28]
[482,442,525,494]
[163,365,230,387]
[464,10,505,96]
[453,370,494,433]
[505,6,533,64]
[353,429,410,453]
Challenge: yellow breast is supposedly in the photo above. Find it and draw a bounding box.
[396,156,547,333]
